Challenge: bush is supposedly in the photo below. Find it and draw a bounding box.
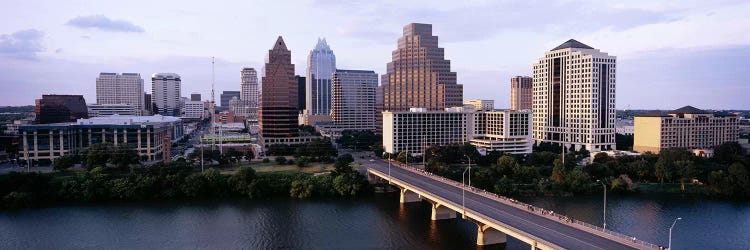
[275,157,287,165]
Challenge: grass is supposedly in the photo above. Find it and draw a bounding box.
[219,161,335,175]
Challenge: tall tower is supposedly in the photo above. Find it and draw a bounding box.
[151,73,182,116]
[259,36,298,138]
[305,38,336,115]
[331,69,378,131]
[382,23,463,112]
[510,76,532,110]
[240,67,258,105]
[532,39,617,152]
[96,73,145,115]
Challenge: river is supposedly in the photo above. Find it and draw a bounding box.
[0,192,748,249]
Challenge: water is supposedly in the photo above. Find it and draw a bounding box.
[0,193,748,250]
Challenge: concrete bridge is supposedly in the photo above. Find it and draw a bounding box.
[366,160,659,250]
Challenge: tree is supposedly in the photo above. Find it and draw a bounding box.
[296,156,310,167]
[654,159,672,184]
[551,159,566,184]
[675,160,696,191]
[714,141,746,163]
[564,169,591,193]
[334,154,354,175]
[110,145,139,169]
[332,172,363,196]
[593,152,613,164]
[275,156,287,165]
[289,175,314,198]
[53,154,77,171]
[229,167,257,198]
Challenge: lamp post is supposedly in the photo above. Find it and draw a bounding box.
[388,153,392,183]
[668,217,682,250]
[465,155,472,187]
[597,179,607,230]
[462,166,470,219]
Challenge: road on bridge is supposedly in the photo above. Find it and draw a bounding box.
[367,160,643,250]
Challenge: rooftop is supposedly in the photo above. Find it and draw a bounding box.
[551,39,594,51]
[670,105,708,114]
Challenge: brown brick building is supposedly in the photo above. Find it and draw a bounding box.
[259,36,299,138]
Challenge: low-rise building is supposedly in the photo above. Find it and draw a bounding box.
[182,100,205,119]
[88,103,138,117]
[464,99,494,111]
[634,106,739,153]
[19,115,183,163]
[383,107,532,155]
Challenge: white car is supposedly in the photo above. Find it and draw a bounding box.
[369,159,375,162]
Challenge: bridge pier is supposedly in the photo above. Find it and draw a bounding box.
[399,187,421,203]
[475,222,507,246]
[429,202,456,220]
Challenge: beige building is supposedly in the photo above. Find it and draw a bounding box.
[464,99,494,111]
[383,107,532,155]
[634,106,739,153]
[532,39,617,152]
[510,76,532,110]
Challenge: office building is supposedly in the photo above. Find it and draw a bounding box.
[260,36,299,140]
[511,76,532,110]
[35,95,89,124]
[330,69,378,131]
[532,39,617,152]
[144,93,152,115]
[183,100,205,119]
[296,75,306,112]
[220,91,241,108]
[229,97,255,119]
[465,100,494,111]
[382,23,463,112]
[240,68,258,104]
[383,107,532,155]
[96,73,145,115]
[88,104,138,117]
[634,106,739,154]
[190,93,201,102]
[151,73,182,116]
[20,115,183,163]
[306,38,336,115]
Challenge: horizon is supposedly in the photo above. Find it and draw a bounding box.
[1,0,749,109]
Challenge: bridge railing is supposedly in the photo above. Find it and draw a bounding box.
[383,161,659,250]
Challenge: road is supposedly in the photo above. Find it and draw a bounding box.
[366,159,641,250]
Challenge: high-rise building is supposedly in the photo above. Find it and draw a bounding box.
[96,73,145,115]
[151,73,182,116]
[511,76,532,110]
[240,68,258,104]
[330,69,378,131]
[634,106,739,154]
[296,75,306,112]
[306,38,336,116]
[144,93,152,115]
[532,39,616,152]
[34,95,89,124]
[259,36,299,139]
[382,23,463,112]
[465,99,494,111]
[190,93,201,102]
[220,91,240,108]
[183,100,205,120]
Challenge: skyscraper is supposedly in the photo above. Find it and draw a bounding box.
[190,93,201,102]
[305,38,336,115]
[96,73,145,115]
[35,95,89,124]
[151,73,182,116]
[220,91,240,108]
[331,70,378,131]
[532,39,617,152]
[382,23,463,112]
[260,36,298,138]
[240,68,258,104]
[511,76,532,110]
[296,75,306,112]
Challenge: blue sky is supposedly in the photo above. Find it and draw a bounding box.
[1,0,749,109]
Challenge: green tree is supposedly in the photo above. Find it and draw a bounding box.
[675,160,696,191]
[275,156,287,165]
[296,156,310,167]
[332,173,363,196]
[565,169,591,193]
[229,167,257,198]
[289,175,314,198]
[53,154,77,171]
[551,159,566,184]
[334,154,354,175]
[714,141,746,163]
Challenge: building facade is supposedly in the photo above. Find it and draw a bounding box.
[190,93,201,102]
[382,23,463,112]
[532,39,617,152]
[383,108,532,155]
[634,106,739,153]
[330,69,378,131]
[88,104,138,117]
[306,38,336,116]
[151,73,182,116]
[35,95,89,124]
[220,91,241,108]
[20,115,183,163]
[296,75,306,112]
[240,68,258,104]
[511,76,532,110]
[96,73,145,115]
[259,36,299,139]
[464,99,494,111]
[183,100,205,119]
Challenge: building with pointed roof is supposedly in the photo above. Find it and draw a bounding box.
[259,36,299,140]
[634,106,739,154]
[532,39,617,152]
[305,38,336,116]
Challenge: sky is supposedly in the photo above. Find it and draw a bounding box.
[1,0,749,109]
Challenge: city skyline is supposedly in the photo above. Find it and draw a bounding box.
[1,1,749,109]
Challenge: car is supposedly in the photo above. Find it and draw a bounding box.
[369,159,375,162]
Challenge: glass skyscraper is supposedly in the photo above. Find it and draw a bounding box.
[305,38,336,115]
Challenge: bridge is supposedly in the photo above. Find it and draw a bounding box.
[365,159,659,250]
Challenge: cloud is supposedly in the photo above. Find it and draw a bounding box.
[0,29,45,60]
[66,15,144,32]
[81,35,91,39]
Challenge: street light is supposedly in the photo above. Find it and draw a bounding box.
[462,166,470,219]
[465,155,472,187]
[597,179,607,230]
[668,217,682,250]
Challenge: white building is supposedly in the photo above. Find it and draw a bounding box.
[88,103,138,117]
[532,39,616,152]
[305,38,336,115]
[616,119,634,135]
[329,69,378,132]
[383,108,532,155]
[183,100,205,119]
[464,99,494,111]
[151,73,182,116]
[240,67,258,105]
[96,73,145,115]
